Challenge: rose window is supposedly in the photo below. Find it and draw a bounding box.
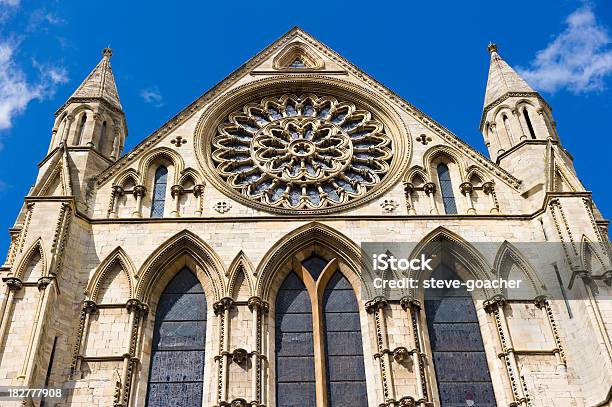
[211,94,393,211]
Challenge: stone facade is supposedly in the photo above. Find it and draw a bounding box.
[0,28,611,407]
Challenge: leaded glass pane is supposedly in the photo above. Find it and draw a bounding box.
[323,272,368,407]
[437,164,457,214]
[425,266,497,406]
[301,254,328,280]
[150,166,168,218]
[146,267,206,407]
[275,272,315,406]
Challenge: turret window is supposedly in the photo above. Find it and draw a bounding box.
[437,164,457,214]
[98,121,108,153]
[502,114,514,143]
[75,114,87,145]
[523,108,536,139]
[151,166,168,217]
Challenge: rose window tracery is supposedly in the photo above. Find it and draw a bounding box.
[211,94,393,211]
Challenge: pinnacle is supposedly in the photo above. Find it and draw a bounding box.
[69,48,122,110]
[483,43,535,108]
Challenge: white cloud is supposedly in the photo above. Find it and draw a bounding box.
[27,9,65,32]
[0,0,20,7]
[140,86,164,107]
[0,39,68,135]
[518,6,612,93]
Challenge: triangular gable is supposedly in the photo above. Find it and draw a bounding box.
[95,27,521,190]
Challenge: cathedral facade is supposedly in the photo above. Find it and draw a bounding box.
[0,28,611,406]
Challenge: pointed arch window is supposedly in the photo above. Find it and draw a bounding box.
[274,254,368,407]
[424,265,496,406]
[146,267,207,407]
[437,164,457,214]
[75,114,87,145]
[523,108,536,139]
[98,121,108,153]
[150,166,168,217]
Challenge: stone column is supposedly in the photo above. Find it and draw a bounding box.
[483,182,499,214]
[484,295,529,407]
[0,277,22,354]
[423,182,438,215]
[248,297,268,405]
[365,296,396,405]
[20,276,55,385]
[61,114,75,144]
[109,186,124,218]
[403,182,416,215]
[70,300,97,377]
[459,182,476,214]
[213,297,234,405]
[400,297,429,406]
[193,184,205,216]
[132,186,146,218]
[534,295,566,370]
[490,123,505,156]
[118,299,148,407]
[170,185,183,218]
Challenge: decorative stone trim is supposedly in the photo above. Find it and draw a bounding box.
[3,276,23,291]
[400,296,430,405]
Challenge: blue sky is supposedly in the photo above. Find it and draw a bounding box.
[0,0,611,256]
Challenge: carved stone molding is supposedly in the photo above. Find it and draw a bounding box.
[3,277,23,291]
[213,297,235,315]
[210,93,393,213]
[231,348,248,365]
[365,296,388,313]
[423,182,436,196]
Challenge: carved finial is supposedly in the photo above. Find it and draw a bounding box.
[102,47,113,59]
[487,42,498,54]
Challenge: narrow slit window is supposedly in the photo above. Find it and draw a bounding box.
[98,121,108,152]
[437,164,457,214]
[523,108,536,139]
[150,166,168,217]
[75,114,87,145]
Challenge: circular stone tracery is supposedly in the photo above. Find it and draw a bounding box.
[211,94,393,211]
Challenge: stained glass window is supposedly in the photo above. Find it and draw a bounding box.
[145,268,206,407]
[275,259,368,406]
[437,164,457,215]
[323,272,368,407]
[275,272,316,406]
[150,166,168,218]
[425,265,497,406]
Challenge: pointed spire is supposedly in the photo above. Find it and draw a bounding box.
[483,43,535,108]
[69,47,122,110]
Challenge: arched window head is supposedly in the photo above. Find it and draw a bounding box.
[523,107,536,139]
[437,163,457,214]
[150,166,168,217]
[145,267,207,407]
[75,114,87,145]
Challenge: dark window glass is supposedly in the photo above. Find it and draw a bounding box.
[275,272,315,407]
[437,164,457,214]
[323,272,368,407]
[150,166,168,217]
[301,254,329,281]
[523,108,536,139]
[75,114,87,145]
[425,265,497,407]
[145,268,206,407]
[98,121,108,153]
